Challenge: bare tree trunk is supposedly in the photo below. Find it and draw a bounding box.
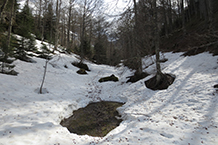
[162,0,168,37]
[89,20,92,47]
[206,0,213,31]
[181,0,186,34]
[133,0,142,74]
[186,0,191,21]
[39,59,48,94]
[79,0,101,62]
[168,0,173,33]
[80,0,87,62]
[41,0,48,43]
[0,0,8,20]
[190,0,198,16]
[153,0,162,82]
[38,0,42,31]
[6,0,15,52]
[54,0,61,52]
[67,0,73,50]
[26,0,29,6]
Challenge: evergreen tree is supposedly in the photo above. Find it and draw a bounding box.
[14,1,36,62]
[93,42,106,64]
[80,37,91,58]
[43,2,55,43]
[0,0,19,75]
[15,2,34,38]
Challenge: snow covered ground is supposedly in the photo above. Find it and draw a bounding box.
[0,42,218,144]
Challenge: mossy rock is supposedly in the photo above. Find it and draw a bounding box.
[72,61,90,71]
[99,74,119,83]
[60,101,124,137]
[77,68,87,75]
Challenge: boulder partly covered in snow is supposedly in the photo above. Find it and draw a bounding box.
[99,74,119,83]
[76,68,88,75]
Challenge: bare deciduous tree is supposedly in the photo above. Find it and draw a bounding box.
[133,0,143,74]
[67,0,75,51]
[153,0,163,83]
[54,0,62,52]
[79,0,102,62]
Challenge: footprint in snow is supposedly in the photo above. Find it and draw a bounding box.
[160,132,174,138]
[186,103,195,107]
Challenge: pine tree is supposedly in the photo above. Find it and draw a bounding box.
[15,2,34,38]
[43,2,55,43]
[15,1,36,62]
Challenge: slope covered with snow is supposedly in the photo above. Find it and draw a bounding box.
[0,42,218,145]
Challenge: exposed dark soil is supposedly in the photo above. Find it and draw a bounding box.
[145,73,175,90]
[60,101,124,137]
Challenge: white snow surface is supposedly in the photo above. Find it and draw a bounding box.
[0,42,218,145]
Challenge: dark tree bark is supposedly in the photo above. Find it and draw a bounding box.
[80,0,87,62]
[207,0,213,29]
[41,0,48,43]
[67,0,74,50]
[167,0,173,33]
[133,0,142,74]
[6,0,15,51]
[0,0,8,20]
[79,0,101,62]
[38,0,42,31]
[181,0,186,34]
[162,0,168,37]
[54,0,61,52]
[153,0,162,82]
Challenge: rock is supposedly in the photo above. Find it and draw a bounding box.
[72,61,90,71]
[214,84,218,88]
[64,65,68,68]
[99,74,119,83]
[77,68,87,75]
